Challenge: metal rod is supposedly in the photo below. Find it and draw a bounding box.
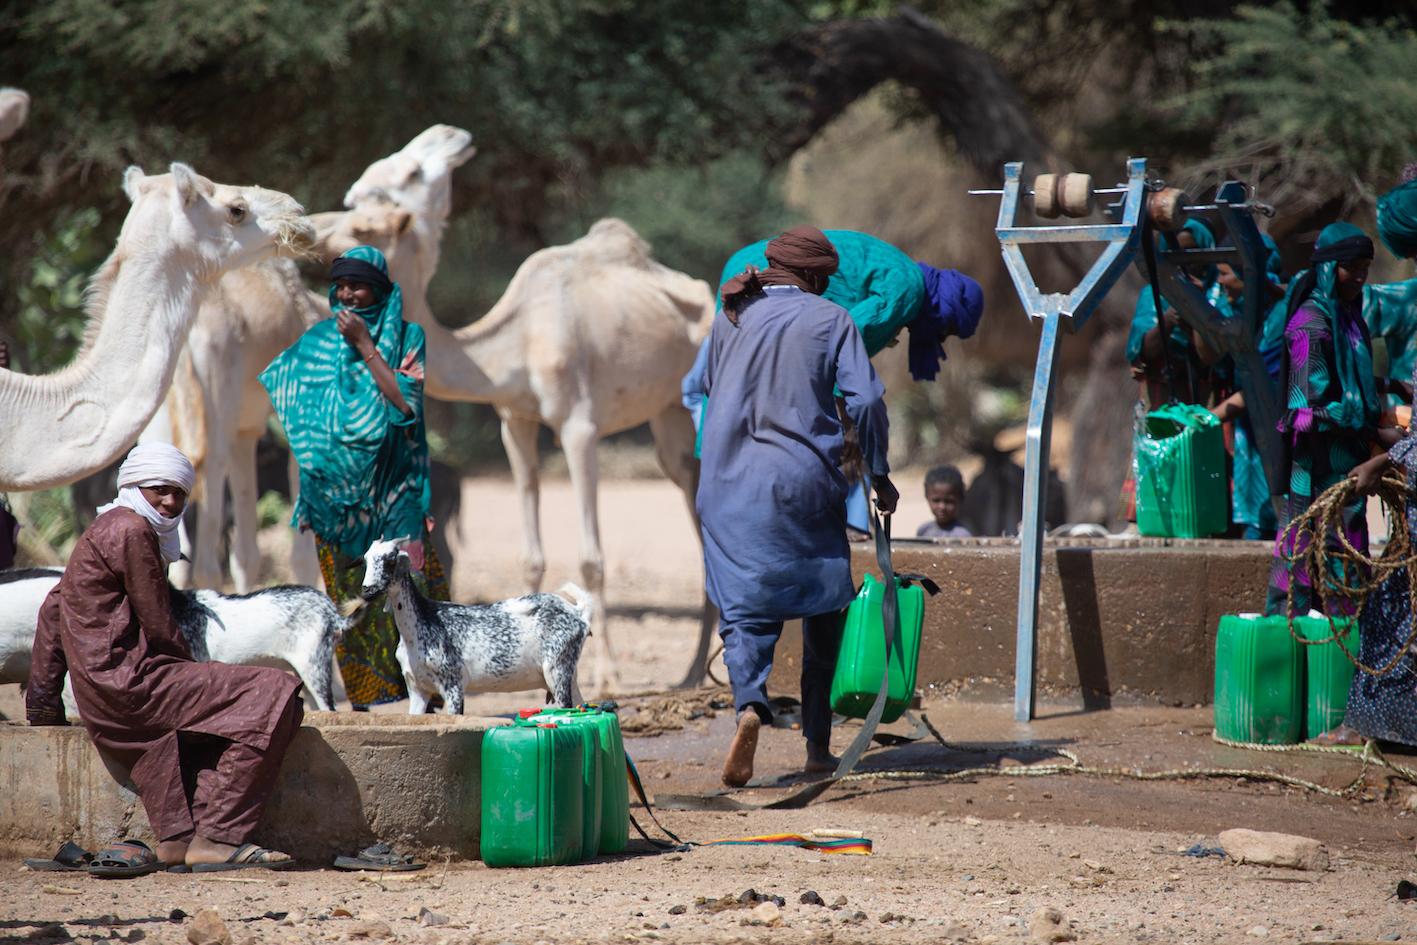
[968,186,1130,198]
[1014,310,1063,722]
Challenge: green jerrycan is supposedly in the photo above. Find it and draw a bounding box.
[480,722,585,867]
[1213,614,1303,745]
[1294,615,1359,739]
[527,706,629,856]
[829,574,925,725]
[1135,403,1228,538]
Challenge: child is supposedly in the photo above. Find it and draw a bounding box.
[917,464,970,538]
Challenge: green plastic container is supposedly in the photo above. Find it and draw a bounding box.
[529,707,628,856]
[1135,403,1228,538]
[1213,614,1304,744]
[829,574,924,724]
[480,722,585,867]
[1295,615,1360,739]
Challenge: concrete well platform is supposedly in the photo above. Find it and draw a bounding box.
[0,711,506,862]
[769,537,1272,706]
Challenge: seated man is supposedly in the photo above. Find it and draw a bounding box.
[26,444,303,873]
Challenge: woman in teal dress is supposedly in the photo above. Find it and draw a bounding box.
[260,245,448,709]
[1264,223,1385,618]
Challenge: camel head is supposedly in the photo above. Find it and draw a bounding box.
[343,124,476,221]
[310,203,415,265]
[0,88,30,143]
[120,163,316,280]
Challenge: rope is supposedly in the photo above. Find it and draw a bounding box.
[1277,472,1417,675]
[812,714,1417,800]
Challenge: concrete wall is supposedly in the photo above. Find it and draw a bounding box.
[0,712,504,862]
[767,537,1272,707]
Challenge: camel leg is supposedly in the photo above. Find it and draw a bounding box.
[169,520,195,589]
[499,412,546,592]
[227,434,260,594]
[286,450,322,589]
[648,405,718,689]
[187,453,227,590]
[558,414,612,692]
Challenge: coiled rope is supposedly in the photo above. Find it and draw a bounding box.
[825,715,1417,799]
[1278,472,1417,675]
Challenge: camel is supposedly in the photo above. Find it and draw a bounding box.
[0,87,29,163]
[383,217,715,691]
[150,126,475,591]
[0,163,314,491]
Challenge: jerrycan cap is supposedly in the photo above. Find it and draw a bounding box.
[518,708,542,719]
[536,722,558,729]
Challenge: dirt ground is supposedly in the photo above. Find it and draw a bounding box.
[5,474,1417,943]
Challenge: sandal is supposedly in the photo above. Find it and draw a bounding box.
[88,839,163,879]
[189,843,296,873]
[24,841,93,872]
[332,842,425,872]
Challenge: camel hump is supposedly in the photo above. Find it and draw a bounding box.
[577,218,654,268]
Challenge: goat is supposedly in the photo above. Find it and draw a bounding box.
[0,568,62,686]
[356,538,590,714]
[0,568,349,711]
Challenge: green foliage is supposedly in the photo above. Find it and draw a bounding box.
[571,150,791,284]
[1166,3,1417,202]
[18,488,82,562]
[256,490,292,530]
[12,208,107,374]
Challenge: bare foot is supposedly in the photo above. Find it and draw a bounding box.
[156,839,189,867]
[1311,724,1365,747]
[722,711,762,788]
[804,742,839,775]
[185,835,241,866]
[186,835,293,867]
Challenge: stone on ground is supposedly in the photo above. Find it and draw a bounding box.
[186,909,231,945]
[1218,828,1330,871]
[1030,906,1077,943]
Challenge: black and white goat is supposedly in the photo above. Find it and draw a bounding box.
[0,568,350,711]
[356,538,590,714]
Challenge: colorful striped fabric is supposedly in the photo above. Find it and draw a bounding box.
[698,833,873,855]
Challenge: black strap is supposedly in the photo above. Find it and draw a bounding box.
[654,476,900,812]
[625,753,687,848]
[1140,214,1179,405]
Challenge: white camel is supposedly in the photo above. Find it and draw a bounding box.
[150,125,475,591]
[0,87,29,153]
[0,163,314,491]
[395,218,715,691]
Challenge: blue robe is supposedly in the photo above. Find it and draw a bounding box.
[696,285,889,623]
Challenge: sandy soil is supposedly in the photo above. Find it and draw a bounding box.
[6,474,1417,942]
[4,704,1417,944]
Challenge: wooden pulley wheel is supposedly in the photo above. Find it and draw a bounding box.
[1032,173,1060,218]
[1060,173,1094,218]
[1148,187,1190,232]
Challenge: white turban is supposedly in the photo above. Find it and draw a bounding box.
[97,443,196,564]
[116,443,196,494]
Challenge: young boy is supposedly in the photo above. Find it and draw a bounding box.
[917,464,970,538]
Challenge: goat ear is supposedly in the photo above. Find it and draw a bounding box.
[170,162,202,208]
[122,166,146,202]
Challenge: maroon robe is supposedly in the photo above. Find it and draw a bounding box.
[26,507,302,843]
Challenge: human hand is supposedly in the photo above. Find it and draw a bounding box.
[397,350,425,381]
[872,475,899,515]
[1353,455,1390,495]
[336,309,373,354]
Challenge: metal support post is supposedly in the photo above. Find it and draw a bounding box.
[1014,311,1063,721]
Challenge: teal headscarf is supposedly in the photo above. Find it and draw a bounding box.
[1125,219,1218,365]
[1377,178,1417,261]
[259,245,429,558]
[1277,222,1380,433]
